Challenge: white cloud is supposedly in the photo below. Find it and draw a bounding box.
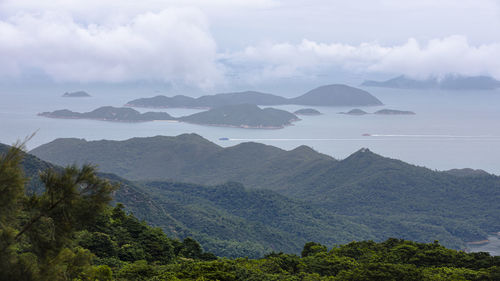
[1,0,499,87]
[222,36,500,81]
[0,8,223,87]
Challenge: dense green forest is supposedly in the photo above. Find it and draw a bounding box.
[2,144,500,280]
[29,134,500,253]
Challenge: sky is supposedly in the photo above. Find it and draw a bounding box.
[1,0,500,90]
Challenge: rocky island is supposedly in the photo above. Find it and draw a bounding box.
[374,109,416,115]
[339,109,368,115]
[62,91,91,97]
[294,108,321,115]
[179,104,299,129]
[125,84,383,109]
[38,106,175,122]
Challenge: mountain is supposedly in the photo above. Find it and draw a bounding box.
[179,104,299,129]
[125,84,383,108]
[289,84,383,106]
[30,134,331,184]
[294,108,321,115]
[0,142,377,258]
[62,90,91,97]
[125,91,288,108]
[362,75,500,90]
[38,106,175,122]
[30,135,500,250]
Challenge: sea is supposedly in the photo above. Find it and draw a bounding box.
[1,86,500,175]
[1,84,500,255]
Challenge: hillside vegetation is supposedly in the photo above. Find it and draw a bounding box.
[2,144,499,280]
[29,135,500,253]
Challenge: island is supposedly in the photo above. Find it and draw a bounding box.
[293,108,321,115]
[362,75,500,90]
[38,106,175,122]
[62,91,91,97]
[289,84,383,106]
[374,109,416,115]
[339,109,368,115]
[178,104,299,129]
[125,84,383,109]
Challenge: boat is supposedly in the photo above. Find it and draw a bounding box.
[219,137,229,141]
[362,133,371,136]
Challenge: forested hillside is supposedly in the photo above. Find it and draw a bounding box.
[2,145,499,280]
[29,134,500,251]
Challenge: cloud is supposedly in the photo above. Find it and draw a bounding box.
[0,7,223,88]
[222,36,500,81]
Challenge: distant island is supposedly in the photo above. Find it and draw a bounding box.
[179,104,299,129]
[38,106,175,122]
[62,91,91,97]
[125,84,383,109]
[362,75,500,90]
[39,104,300,129]
[339,109,368,115]
[293,108,321,115]
[339,108,414,115]
[374,109,416,115]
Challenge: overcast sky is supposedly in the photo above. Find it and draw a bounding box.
[1,0,499,89]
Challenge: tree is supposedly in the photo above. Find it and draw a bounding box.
[0,145,116,281]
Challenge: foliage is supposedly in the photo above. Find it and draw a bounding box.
[0,145,116,280]
[2,144,500,281]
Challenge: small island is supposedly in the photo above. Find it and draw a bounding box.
[179,104,299,129]
[374,109,416,115]
[38,106,175,122]
[62,91,91,97]
[294,108,321,116]
[339,109,368,115]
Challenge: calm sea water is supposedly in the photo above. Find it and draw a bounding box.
[1,86,500,175]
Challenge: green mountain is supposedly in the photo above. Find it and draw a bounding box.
[38,106,175,122]
[1,142,370,258]
[179,104,299,128]
[30,135,500,251]
[125,84,382,108]
[4,143,500,280]
[30,134,332,185]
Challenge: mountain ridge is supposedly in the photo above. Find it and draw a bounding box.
[125,84,383,108]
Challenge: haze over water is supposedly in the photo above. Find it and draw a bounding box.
[1,86,500,175]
